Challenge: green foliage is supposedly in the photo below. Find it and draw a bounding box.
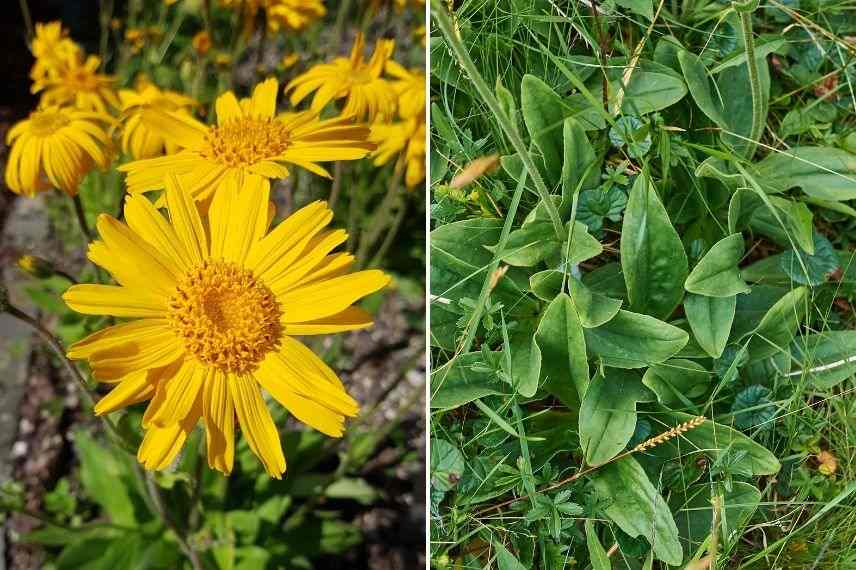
[430,0,856,566]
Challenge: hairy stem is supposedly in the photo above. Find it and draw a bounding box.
[734,0,764,159]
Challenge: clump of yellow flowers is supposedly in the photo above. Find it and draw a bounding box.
[3,16,422,478]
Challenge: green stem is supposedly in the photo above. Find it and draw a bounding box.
[72,194,93,243]
[734,0,763,159]
[145,472,205,570]
[18,0,33,43]
[431,0,564,241]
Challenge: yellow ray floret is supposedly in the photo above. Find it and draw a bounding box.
[386,61,425,120]
[30,21,82,81]
[285,33,397,122]
[4,105,113,197]
[32,52,120,114]
[118,77,375,202]
[119,82,197,159]
[370,116,425,188]
[63,175,391,477]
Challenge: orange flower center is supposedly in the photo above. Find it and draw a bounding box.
[29,110,70,136]
[168,260,282,373]
[201,118,291,167]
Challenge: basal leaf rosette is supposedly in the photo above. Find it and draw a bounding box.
[63,175,390,478]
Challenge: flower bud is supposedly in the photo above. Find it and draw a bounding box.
[17,255,55,279]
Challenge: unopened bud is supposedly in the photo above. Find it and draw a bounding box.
[17,255,54,279]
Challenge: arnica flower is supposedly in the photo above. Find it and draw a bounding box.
[63,176,390,477]
[386,62,425,120]
[266,0,326,32]
[191,30,212,55]
[220,0,325,34]
[285,33,397,122]
[32,52,120,114]
[119,83,197,160]
[119,77,375,203]
[370,117,425,188]
[5,105,112,197]
[30,21,81,81]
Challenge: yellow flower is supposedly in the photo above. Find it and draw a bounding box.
[817,450,838,476]
[280,53,300,69]
[370,116,425,188]
[125,28,147,54]
[30,21,81,81]
[119,84,197,160]
[266,0,326,31]
[63,176,389,477]
[32,52,120,114]
[285,33,397,121]
[386,61,425,120]
[119,77,375,202]
[5,105,112,197]
[192,30,212,55]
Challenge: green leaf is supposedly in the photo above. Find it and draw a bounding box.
[494,540,528,570]
[569,277,623,328]
[609,116,652,159]
[779,231,839,286]
[743,286,808,360]
[535,293,589,407]
[684,293,735,358]
[325,478,379,505]
[671,482,761,555]
[510,327,542,397]
[754,147,856,201]
[521,74,566,187]
[642,359,711,406]
[561,117,600,202]
[499,217,602,267]
[580,369,651,465]
[684,233,751,297]
[430,438,465,493]
[731,385,776,429]
[656,411,780,476]
[585,310,689,369]
[599,60,688,116]
[790,331,856,389]
[621,173,688,319]
[431,352,510,409]
[585,520,612,570]
[590,456,683,566]
[75,431,141,526]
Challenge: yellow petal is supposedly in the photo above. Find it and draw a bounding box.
[149,361,207,427]
[229,374,286,478]
[67,318,170,361]
[267,229,347,294]
[165,173,208,264]
[63,284,165,318]
[257,337,357,414]
[202,370,235,474]
[245,200,332,277]
[278,270,390,323]
[256,376,346,437]
[137,398,200,471]
[291,252,354,289]
[223,176,270,263]
[88,328,184,382]
[284,306,373,335]
[140,108,207,149]
[94,370,156,415]
[95,214,179,293]
[124,194,193,270]
[215,91,243,123]
[249,77,278,120]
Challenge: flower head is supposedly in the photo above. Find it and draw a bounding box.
[30,21,81,81]
[5,105,112,197]
[63,176,389,477]
[32,52,120,113]
[192,30,212,55]
[119,77,375,202]
[386,61,425,120]
[119,82,197,159]
[266,0,326,31]
[370,117,425,188]
[285,33,397,121]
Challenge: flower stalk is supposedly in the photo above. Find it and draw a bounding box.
[733,0,764,159]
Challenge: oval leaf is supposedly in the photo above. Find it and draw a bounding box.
[684,233,751,297]
[585,310,689,369]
